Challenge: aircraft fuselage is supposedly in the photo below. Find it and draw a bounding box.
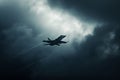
[43,35,67,46]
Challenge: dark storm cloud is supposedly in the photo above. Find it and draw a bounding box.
[0,1,37,59]
[0,1,41,79]
[70,23,120,76]
[49,0,120,22]
[75,24,119,58]
[1,0,120,79]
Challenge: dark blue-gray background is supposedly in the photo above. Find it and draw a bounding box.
[0,0,120,79]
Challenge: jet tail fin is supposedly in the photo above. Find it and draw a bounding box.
[48,38,51,41]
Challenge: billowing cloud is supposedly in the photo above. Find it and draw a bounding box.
[49,0,120,22]
[0,0,120,79]
[28,0,99,43]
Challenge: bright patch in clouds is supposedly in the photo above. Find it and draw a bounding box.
[30,0,97,43]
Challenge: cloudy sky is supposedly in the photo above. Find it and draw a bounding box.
[0,0,120,79]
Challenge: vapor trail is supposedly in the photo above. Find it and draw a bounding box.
[12,43,43,59]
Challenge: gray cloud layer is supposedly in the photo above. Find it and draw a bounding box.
[49,0,120,22]
[0,0,120,79]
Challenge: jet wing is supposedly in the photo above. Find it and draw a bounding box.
[55,35,66,41]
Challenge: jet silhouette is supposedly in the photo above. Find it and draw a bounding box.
[43,35,67,46]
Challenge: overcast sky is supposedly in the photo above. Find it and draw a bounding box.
[0,0,120,79]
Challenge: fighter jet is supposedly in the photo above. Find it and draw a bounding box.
[43,35,67,46]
